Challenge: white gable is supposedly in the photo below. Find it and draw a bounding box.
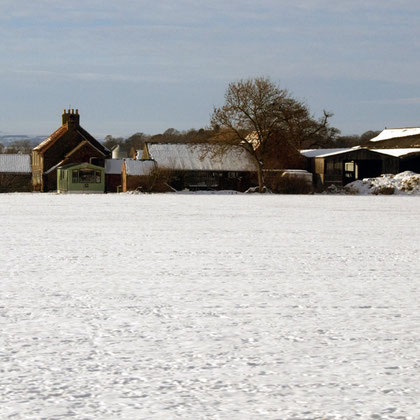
[105,159,123,175]
[124,159,155,176]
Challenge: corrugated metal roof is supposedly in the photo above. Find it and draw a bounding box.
[0,154,31,173]
[125,159,155,176]
[143,143,257,172]
[370,128,420,142]
[105,159,123,174]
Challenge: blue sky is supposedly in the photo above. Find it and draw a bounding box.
[1,0,420,137]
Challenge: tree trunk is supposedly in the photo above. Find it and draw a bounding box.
[257,162,264,192]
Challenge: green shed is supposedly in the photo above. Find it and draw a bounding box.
[57,162,105,193]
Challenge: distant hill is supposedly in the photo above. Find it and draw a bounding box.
[0,134,46,147]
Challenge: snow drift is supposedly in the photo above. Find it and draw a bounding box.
[346,171,420,195]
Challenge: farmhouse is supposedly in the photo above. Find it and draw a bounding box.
[32,110,111,192]
[0,154,32,192]
[138,142,258,191]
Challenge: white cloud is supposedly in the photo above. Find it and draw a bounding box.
[2,0,420,134]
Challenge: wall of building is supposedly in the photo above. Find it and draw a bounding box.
[0,173,32,193]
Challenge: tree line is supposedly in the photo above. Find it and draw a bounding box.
[1,77,380,164]
[0,140,36,154]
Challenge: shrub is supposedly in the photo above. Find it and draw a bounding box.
[374,186,395,195]
[267,173,313,194]
[141,167,175,193]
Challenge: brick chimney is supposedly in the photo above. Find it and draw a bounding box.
[62,108,80,126]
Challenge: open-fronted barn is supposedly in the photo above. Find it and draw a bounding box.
[302,147,420,187]
[32,110,111,192]
[138,143,258,191]
[0,154,32,192]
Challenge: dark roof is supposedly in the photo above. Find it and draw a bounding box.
[77,126,110,156]
[33,123,110,156]
[33,125,68,152]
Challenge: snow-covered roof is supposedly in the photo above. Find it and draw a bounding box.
[300,148,355,158]
[143,143,257,172]
[105,159,123,175]
[301,147,420,159]
[370,128,420,142]
[0,154,31,173]
[124,159,155,176]
[371,148,420,157]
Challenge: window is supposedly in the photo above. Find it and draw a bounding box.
[70,168,102,184]
[344,161,358,179]
[79,169,95,183]
[344,162,354,172]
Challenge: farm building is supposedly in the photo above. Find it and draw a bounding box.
[121,159,156,192]
[0,154,32,192]
[302,147,420,187]
[105,159,124,192]
[57,162,105,193]
[32,109,111,192]
[138,143,258,191]
[365,127,420,149]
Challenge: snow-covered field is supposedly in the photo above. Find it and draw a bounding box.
[0,194,419,419]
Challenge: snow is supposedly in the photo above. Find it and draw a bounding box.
[104,159,123,175]
[346,171,420,195]
[300,148,355,158]
[1,194,420,419]
[143,143,257,172]
[0,154,31,173]
[301,147,420,160]
[124,159,155,176]
[370,127,420,142]
[370,148,420,158]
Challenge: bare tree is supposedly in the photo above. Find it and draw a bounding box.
[211,77,336,191]
[4,139,33,154]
